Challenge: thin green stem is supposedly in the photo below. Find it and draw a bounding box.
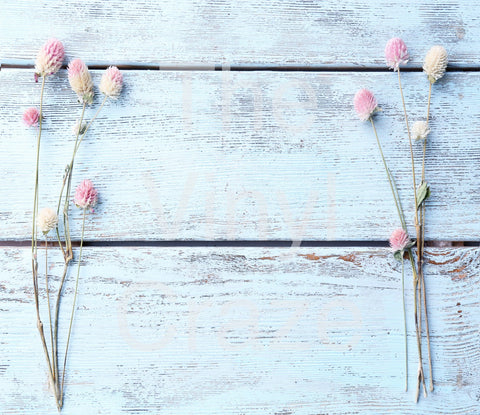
[402,259,408,392]
[61,209,87,396]
[53,258,71,396]
[60,103,87,258]
[45,236,55,381]
[32,76,46,259]
[421,81,434,392]
[370,118,406,229]
[74,95,108,155]
[409,253,426,402]
[397,69,419,218]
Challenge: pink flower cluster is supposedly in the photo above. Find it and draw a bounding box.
[23,107,40,127]
[99,66,123,99]
[353,89,378,121]
[35,38,65,80]
[389,228,410,252]
[74,180,98,212]
[385,37,409,71]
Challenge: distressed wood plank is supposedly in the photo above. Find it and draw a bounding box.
[0,0,477,67]
[1,69,479,241]
[0,246,479,414]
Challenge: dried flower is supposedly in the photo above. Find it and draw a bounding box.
[385,38,409,71]
[23,107,40,127]
[74,179,98,211]
[389,228,411,252]
[37,208,58,234]
[99,66,123,99]
[423,45,448,83]
[72,120,87,136]
[68,59,94,104]
[412,121,430,141]
[34,38,65,80]
[354,89,379,121]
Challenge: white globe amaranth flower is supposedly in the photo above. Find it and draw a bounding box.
[423,46,448,83]
[37,207,58,235]
[412,121,430,141]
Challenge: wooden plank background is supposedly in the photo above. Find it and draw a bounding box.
[1,0,479,414]
[1,247,479,414]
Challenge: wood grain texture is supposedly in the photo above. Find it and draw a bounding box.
[0,246,479,414]
[0,0,477,68]
[1,69,479,241]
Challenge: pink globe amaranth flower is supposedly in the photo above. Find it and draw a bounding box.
[354,89,379,121]
[23,107,40,127]
[99,66,123,99]
[74,179,98,212]
[35,38,65,79]
[68,59,94,104]
[385,38,409,71]
[389,228,411,252]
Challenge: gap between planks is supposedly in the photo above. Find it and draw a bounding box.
[0,240,474,248]
[2,61,480,72]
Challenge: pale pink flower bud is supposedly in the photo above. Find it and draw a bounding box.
[385,38,409,71]
[23,107,40,127]
[37,207,58,235]
[354,89,379,121]
[389,228,411,252]
[99,66,123,99]
[74,179,98,212]
[35,38,65,78]
[68,59,94,104]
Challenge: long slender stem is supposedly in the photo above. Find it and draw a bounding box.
[421,81,434,392]
[74,95,108,155]
[45,236,55,380]
[30,76,61,408]
[409,253,425,402]
[370,118,406,229]
[53,258,71,396]
[397,69,419,217]
[416,254,427,398]
[401,259,408,391]
[32,77,46,259]
[398,68,428,399]
[61,209,87,397]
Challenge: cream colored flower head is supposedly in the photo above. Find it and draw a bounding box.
[423,46,448,83]
[68,59,94,104]
[412,121,430,141]
[37,208,58,235]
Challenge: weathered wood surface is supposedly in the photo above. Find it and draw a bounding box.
[1,69,479,241]
[0,0,477,68]
[0,246,479,414]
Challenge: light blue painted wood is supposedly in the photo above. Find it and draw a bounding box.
[0,247,479,414]
[0,69,478,240]
[0,0,477,68]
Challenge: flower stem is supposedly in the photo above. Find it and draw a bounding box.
[401,259,408,391]
[421,81,434,392]
[32,77,46,259]
[397,69,419,218]
[370,118,407,229]
[74,95,108,155]
[61,208,87,397]
[45,236,55,380]
[409,252,426,402]
[30,76,61,405]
